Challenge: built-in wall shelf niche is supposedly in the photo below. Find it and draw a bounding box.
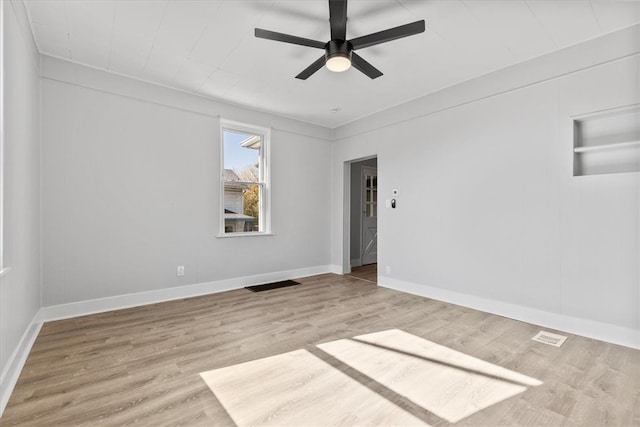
[573,106,640,176]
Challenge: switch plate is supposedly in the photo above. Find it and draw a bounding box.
[177,266,185,276]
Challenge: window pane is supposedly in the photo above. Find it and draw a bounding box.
[223,183,260,233]
[223,131,260,182]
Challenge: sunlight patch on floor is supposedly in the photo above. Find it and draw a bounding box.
[200,348,428,426]
[318,329,542,423]
[200,329,542,426]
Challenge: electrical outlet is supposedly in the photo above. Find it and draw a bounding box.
[385,265,391,275]
[177,266,185,276]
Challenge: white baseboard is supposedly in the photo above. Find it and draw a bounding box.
[0,311,43,416]
[0,265,335,418]
[378,275,640,350]
[328,264,344,275]
[9,268,633,420]
[41,265,334,322]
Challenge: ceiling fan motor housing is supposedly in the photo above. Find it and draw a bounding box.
[325,40,352,62]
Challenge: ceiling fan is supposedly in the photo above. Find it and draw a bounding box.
[255,0,425,80]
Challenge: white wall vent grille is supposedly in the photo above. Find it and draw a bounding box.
[532,331,567,347]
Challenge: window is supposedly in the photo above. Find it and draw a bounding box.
[0,6,6,277]
[220,119,270,236]
[363,171,377,218]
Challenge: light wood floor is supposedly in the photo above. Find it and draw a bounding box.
[348,263,377,283]
[2,273,638,426]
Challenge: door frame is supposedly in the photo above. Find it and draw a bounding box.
[343,155,377,275]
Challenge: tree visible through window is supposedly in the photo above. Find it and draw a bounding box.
[220,120,270,235]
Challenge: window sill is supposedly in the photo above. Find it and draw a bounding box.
[0,266,11,278]
[216,232,275,239]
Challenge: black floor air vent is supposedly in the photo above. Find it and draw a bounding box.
[245,280,301,293]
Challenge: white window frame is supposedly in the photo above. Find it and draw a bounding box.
[218,119,272,237]
[0,2,8,277]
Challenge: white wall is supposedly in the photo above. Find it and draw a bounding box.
[0,0,41,407]
[331,26,640,347]
[41,57,332,306]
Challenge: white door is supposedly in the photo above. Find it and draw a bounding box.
[361,166,377,265]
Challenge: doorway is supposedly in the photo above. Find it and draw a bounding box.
[348,157,377,282]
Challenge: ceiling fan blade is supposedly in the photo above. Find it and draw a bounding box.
[349,20,425,50]
[255,28,325,49]
[351,52,383,79]
[329,0,348,40]
[295,56,327,80]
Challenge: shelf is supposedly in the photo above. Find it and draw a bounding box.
[574,140,640,154]
[573,105,639,176]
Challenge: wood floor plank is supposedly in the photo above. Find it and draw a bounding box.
[348,264,377,283]
[1,273,638,426]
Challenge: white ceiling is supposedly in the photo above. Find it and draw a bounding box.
[23,0,640,128]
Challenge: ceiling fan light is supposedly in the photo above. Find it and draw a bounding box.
[326,54,351,72]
